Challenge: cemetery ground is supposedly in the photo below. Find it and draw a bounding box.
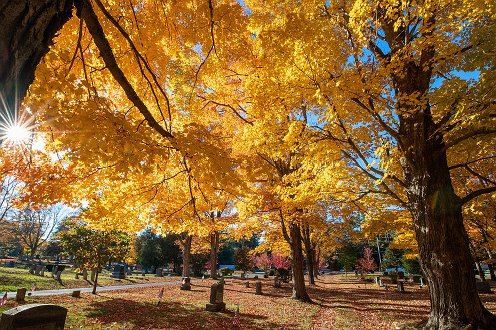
[0,266,178,292]
[1,274,496,329]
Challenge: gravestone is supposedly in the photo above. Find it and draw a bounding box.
[15,289,26,303]
[274,277,281,288]
[374,276,379,285]
[205,283,225,312]
[245,281,250,288]
[111,265,126,279]
[0,304,67,329]
[180,277,191,291]
[255,281,263,295]
[155,268,163,277]
[71,290,81,298]
[82,269,88,280]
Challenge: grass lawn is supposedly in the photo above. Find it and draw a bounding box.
[0,266,179,292]
[0,274,495,329]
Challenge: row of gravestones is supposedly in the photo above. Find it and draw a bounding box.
[28,265,65,281]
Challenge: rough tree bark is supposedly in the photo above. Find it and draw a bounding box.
[397,83,496,329]
[181,234,192,278]
[289,223,311,302]
[301,224,315,285]
[0,0,73,121]
[209,230,219,279]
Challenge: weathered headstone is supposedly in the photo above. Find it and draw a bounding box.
[155,268,163,277]
[15,289,26,303]
[255,281,263,295]
[82,269,88,280]
[180,277,191,291]
[205,283,225,312]
[71,290,81,298]
[0,304,67,329]
[111,265,126,279]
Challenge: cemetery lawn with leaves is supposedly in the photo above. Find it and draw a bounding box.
[1,275,495,329]
[0,267,178,292]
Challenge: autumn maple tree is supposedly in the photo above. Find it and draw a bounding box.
[1,0,496,329]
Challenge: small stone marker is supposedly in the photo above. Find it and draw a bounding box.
[0,304,67,329]
[245,281,250,288]
[155,268,163,277]
[71,290,81,298]
[111,265,126,279]
[205,283,225,312]
[255,281,263,295]
[180,277,191,291]
[15,289,26,303]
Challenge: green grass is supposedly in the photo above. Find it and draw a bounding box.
[0,266,174,292]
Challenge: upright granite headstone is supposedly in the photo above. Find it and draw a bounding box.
[255,281,263,295]
[0,304,67,330]
[180,277,191,291]
[15,289,26,303]
[155,268,163,277]
[111,265,126,279]
[205,283,225,312]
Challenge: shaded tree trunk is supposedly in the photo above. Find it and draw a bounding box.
[182,234,192,277]
[0,0,73,120]
[92,268,99,294]
[209,231,219,279]
[301,224,315,285]
[475,261,486,282]
[399,109,496,329]
[289,223,311,302]
[313,247,320,279]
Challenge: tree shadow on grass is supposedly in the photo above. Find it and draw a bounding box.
[85,297,297,330]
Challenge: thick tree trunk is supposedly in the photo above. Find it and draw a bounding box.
[209,231,219,279]
[0,0,73,121]
[399,110,496,329]
[301,225,315,285]
[475,261,486,282]
[289,223,311,302]
[182,234,192,277]
[488,264,496,282]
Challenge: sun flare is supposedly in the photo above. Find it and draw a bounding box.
[5,124,31,143]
